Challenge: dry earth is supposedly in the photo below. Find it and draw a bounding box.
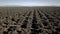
[0,7,60,34]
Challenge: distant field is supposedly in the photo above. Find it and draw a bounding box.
[0,7,60,34]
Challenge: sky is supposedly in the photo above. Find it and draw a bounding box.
[0,0,60,6]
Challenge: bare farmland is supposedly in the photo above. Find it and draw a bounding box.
[0,7,60,34]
